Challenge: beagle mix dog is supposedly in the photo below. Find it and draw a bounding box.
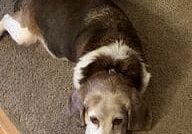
[0,0,152,133]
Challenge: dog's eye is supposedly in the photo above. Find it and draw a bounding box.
[90,116,99,125]
[113,118,123,126]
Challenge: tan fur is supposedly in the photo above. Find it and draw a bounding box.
[80,72,132,134]
[14,0,40,36]
[0,11,39,46]
[11,1,41,45]
[0,0,44,46]
[70,70,151,134]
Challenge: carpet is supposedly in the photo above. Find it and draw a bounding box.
[0,0,192,134]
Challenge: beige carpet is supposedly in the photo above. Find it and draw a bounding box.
[0,0,192,134]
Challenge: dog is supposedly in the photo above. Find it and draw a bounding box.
[0,0,152,133]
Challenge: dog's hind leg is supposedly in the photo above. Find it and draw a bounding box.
[0,13,38,46]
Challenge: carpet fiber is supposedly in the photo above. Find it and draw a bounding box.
[0,0,192,134]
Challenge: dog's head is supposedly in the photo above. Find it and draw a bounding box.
[69,71,151,134]
[69,43,151,134]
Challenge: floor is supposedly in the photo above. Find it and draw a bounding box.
[0,108,20,134]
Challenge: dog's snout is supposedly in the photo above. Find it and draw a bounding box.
[102,123,113,134]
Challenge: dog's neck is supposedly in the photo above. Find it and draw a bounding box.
[73,40,151,92]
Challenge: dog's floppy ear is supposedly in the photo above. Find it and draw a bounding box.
[127,90,152,131]
[68,89,86,126]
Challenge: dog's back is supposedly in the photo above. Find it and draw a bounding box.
[30,0,91,60]
[2,0,141,61]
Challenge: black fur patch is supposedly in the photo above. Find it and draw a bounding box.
[80,54,143,91]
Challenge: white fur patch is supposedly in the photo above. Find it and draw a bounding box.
[141,63,151,94]
[85,122,102,134]
[86,110,102,134]
[73,40,136,89]
[88,110,97,117]
[39,38,59,58]
[2,14,36,45]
